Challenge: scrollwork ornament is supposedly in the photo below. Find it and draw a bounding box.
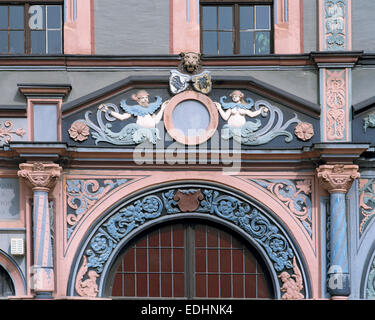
[252,179,313,238]
[66,178,129,239]
[215,92,301,145]
[359,179,375,235]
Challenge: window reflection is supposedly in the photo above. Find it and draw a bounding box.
[0,4,62,54]
[201,3,272,55]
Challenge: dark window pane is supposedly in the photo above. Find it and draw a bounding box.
[28,5,45,30]
[255,31,270,54]
[47,30,61,53]
[9,6,24,29]
[255,6,270,29]
[0,6,8,29]
[0,31,8,53]
[240,31,254,55]
[47,5,61,29]
[218,6,232,30]
[202,31,217,55]
[31,30,46,54]
[9,30,24,53]
[218,32,233,55]
[202,6,217,30]
[240,6,254,30]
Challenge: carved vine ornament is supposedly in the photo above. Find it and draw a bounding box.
[0,120,26,145]
[75,186,305,299]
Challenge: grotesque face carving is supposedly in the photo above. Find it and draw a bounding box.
[179,52,202,74]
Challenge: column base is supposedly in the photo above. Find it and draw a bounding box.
[34,292,54,299]
[330,296,349,300]
[327,272,350,296]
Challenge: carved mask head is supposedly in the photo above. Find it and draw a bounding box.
[180,52,202,74]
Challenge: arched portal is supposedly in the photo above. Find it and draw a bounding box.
[68,182,311,299]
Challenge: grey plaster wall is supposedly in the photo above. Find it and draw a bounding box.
[94,0,170,55]
[211,69,319,104]
[352,67,375,106]
[0,68,318,106]
[352,0,375,52]
[303,0,318,53]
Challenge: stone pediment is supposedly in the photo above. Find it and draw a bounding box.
[62,74,320,150]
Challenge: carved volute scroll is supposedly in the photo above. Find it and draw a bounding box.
[18,162,62,192]
[316,164,360,193]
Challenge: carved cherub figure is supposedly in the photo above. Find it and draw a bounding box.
[215,90,268,138]
[215,90,269,128]
[75,256,99,298]
[278,257,304,300]
[99,90,168,129]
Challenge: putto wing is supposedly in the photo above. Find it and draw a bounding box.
[120,96,162,116]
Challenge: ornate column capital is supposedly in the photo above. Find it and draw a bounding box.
[316,164,359,193]
[18,162,62,192]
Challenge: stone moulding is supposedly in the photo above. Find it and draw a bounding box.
[71,185,307,300]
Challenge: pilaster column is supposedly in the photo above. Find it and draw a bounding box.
[18,162,62,299]
[317,164,359,299]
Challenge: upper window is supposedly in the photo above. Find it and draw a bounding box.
[201,1,272,55]
[0,3,63,54]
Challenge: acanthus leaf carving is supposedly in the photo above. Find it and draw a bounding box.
[317,164,359,193]
[18,162,62,191]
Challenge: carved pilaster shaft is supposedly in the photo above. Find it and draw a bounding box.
[317,164,359,298]
[18,162,62,298]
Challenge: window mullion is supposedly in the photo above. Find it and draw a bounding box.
[234,4,240,54]
[24,3,30,54]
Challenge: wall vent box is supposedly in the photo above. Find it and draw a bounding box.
[10,238,24,255]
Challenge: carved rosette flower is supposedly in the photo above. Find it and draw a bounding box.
[68,120,90,142]
[294,122,314,141]
[316,164,360,194]
[18,162,62,192]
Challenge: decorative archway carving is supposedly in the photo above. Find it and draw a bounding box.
[68,183,311,300]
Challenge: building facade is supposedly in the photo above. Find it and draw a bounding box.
[0,0,375,300]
